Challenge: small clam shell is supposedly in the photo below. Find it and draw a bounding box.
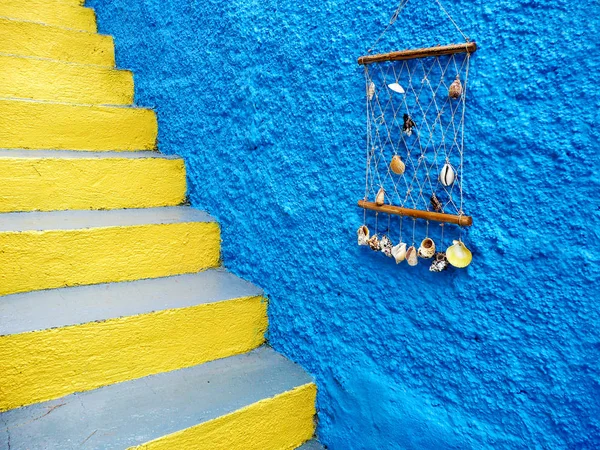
[380,235,393,257]
[390,155,406,175]
[406,245,418,266]
[449,76,463,99]
[368,234,381,251]
[391,242,407,264]
[446,240,472,268]
[367,81,376,101]
[429,252,449,272]
[357,225,370,246]
[375,187,385,206]
[439,163,456,187]
[418,238,436,259]
[388,83,405,94]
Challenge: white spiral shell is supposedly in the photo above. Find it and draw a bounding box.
[391,242,407,264]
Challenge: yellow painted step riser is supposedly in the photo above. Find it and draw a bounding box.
[0,55,133,105]
[0,2,97,32]
[0,296,267,411]
[0,18,115,67]
[131,384,317,450]
[0,100,157,151]
[0,158,186,212]
[0,222,221,296]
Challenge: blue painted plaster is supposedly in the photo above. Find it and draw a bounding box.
[87,0,600,448]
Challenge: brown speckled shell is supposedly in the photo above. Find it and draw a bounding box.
[449,77,463,99]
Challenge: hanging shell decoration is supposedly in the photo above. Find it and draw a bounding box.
[357,225,370,246]
[439,163,456,187]
[418,238,436,259]
[388,82,405,94]
[429,252,449,272]
[406,245,418,266]
[367,234,381,251]
[380,235,393,258]
[448,75,463,99]
[367,81,376,101]
[390,155,406,175]
[391,242,407,264]
[446,240,472,268]
[375,187,385,206]
[403,114,416,137]
[430,193,443,212]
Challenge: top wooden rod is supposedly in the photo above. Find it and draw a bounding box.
[358,42,477,65]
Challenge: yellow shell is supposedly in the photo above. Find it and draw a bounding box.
[390,155,405,175]
[446,240,472,268]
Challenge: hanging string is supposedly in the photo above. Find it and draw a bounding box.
[433,0,470,43]
[367,0,470,55]
[368,0,410,54]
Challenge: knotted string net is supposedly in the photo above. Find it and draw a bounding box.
[363,50,470,243]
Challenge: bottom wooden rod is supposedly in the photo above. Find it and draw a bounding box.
[358,200,473,227]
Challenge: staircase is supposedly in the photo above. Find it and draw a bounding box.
[0,1,322,448]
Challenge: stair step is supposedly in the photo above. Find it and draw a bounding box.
[0,54,133,104]
[0,347,316,449]
[0,18,115,67]
[0,269,267,411]
[0,206,220,296]
[0,98,157,151]
[0,150,186,212]
[0,1,97,32]
[297,440,326,449]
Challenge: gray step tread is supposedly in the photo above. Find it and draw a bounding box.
[0,269,262,336]
[0,346,314,450]
[297,439,326,449]
[0,149,180,160]
[0,206,215,232]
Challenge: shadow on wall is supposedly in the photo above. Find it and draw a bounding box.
[87,0,600,448]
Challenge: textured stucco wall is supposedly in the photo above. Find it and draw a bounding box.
[87,0,600,448]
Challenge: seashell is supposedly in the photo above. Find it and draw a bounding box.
[391,242,407,264]
[449,76,463,99]
[429,252,449,272]
[418,238,436,259]
[367,81,376,101]
[388,83,405,94]
[357,225,370,246]
[367,234,381,251]
[380,235,393,257]
[375,187,385,206]
[439,163,456,187]
[430,193,443,212]
[446,240,473,268]
[403,114,416,137]
[390,155,405,175]
[406,245,418,266]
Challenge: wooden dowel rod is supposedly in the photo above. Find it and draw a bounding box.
[358,200,473,227]
[358,42,477,65]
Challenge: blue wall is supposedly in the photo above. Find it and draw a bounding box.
[87,0,600,448]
